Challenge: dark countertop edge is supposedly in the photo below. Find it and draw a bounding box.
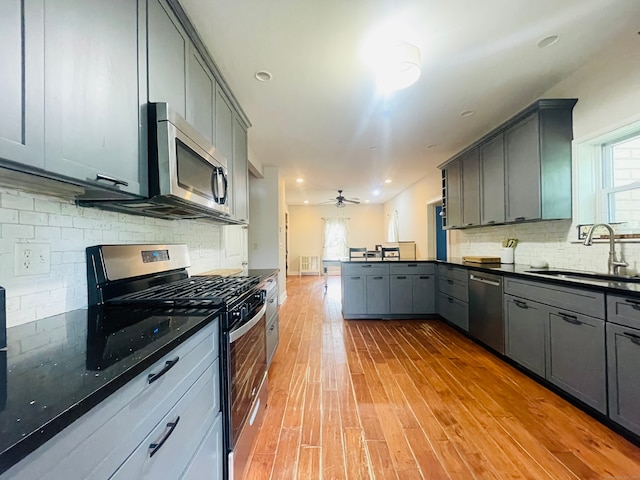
[0,312,219,475]
[340,259,434,263]
[436,259,640,297]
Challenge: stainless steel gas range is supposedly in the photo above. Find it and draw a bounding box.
[86,244,268,480]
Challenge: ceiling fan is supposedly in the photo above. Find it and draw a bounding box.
[323,190,360,208]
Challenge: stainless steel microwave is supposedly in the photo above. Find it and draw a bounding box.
[79,103,232,221]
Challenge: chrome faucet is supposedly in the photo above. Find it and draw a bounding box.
[583,223,628,275]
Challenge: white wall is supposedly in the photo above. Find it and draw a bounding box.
[288,204,385,275]
[385,32,640,273]
[0,186,224,327]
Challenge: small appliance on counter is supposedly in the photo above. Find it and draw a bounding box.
[1,286,6,349]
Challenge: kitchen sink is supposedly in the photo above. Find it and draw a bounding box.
[525,269,640,284]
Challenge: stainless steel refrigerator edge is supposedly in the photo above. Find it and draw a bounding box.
[468,272,505,354]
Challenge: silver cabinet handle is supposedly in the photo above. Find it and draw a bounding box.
[558,312,582,325]
[95,173,129,187]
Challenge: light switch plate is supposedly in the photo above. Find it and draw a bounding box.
[15,243,51,276]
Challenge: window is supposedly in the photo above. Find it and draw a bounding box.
[575,120,640,236]
[602,133,640,225]
[322,218,349,259]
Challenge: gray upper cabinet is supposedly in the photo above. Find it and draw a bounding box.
[504,113,541,221]
[480,134,505,225]
[439,99,576,228]
[461,149,480,227]
[232,117,249,223]
[44,0,144,197]
[186,47,216,146]
[443,159,462,229]
[0,0,44,169]
[215,86,235,213]
[148,0,188,117]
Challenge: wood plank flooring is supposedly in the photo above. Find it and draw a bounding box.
[244,276,640,479]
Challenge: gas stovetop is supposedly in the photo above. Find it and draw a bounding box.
[108,275,261,308]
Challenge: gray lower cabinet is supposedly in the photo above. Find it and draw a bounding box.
[412,274,436,314]
[606,293,640,435]
[366,275,390,315]
[437,264,469,330]
[545,311,606,412]
[503,276,606,412]
[0,0,44,169]
[1,323,221,480]
[342,275,367,316]
[390,275,412,314]
[265,276,279,368]
[180,413,223,480]
[504,294,547,377]
[341,263,393,318]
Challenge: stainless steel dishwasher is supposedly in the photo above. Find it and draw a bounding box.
[468,271,504,354]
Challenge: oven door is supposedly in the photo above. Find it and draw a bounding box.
[227,303,267,449]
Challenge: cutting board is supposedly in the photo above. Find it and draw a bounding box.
[462,256,501,264]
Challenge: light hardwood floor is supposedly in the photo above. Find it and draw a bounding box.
[245,276,640,479]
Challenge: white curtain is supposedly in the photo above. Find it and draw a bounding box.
[387,210,399,242]
[322,217,349,259]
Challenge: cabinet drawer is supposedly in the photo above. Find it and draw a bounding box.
[438,293,469,331]
[437,264,468,283]
[111,364,218,480]
[266,290,278,323]
[342,263,389,276]
[607,294,640,329]
[389,263,434,275]
[4,322,218,480]
[438,276,468,302]
[180,412,223,480]
[504,277,604,319]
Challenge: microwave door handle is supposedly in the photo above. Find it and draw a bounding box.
[212,167,221,204]
[220,168,228,205]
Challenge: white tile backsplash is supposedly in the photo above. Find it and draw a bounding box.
[451,219,640,274]
[0,187,224,327]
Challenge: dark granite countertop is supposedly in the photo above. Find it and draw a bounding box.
[0,306,220,474]
[340,258,435,263]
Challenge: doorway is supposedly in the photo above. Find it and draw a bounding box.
[435,205,447,261]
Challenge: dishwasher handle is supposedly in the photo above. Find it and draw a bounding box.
[469,274,501,287]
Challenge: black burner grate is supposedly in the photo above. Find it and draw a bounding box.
[108,275,261,307]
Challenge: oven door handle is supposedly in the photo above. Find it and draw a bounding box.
[230,304,267,343]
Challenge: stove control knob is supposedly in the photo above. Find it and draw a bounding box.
[232,310,242,320]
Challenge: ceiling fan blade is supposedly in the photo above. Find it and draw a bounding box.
[343,199,360,204]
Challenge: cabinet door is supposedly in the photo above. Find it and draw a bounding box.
[546,311,606,412]
[366,275,389,315]
[607,323,640,435]
[43,0,143,196]
[390,275,412,314]
[233,117,249,223]
[444,160,462,229]
[215,86,234,211]
[186,47,215,145]
[412,275,435,314]
[461,149,480,227]
[342,275,366,315]
[0,0,44,168]
[480,134,505,225]
[504,295,546,376]
[148,0,188,117]
[505,113,541,222]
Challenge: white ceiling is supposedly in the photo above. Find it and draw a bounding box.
[180,0,640,206]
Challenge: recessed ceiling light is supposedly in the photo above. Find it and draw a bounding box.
[369,146,377,150]
[372,189,380,196]
[296,178,304,183]
[254,70,273,82]
[537,35,559,48]
[303,200,309,204]
[384,179,392,184]
[460,110,475,118]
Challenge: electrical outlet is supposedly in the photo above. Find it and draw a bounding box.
[15,243,51,276]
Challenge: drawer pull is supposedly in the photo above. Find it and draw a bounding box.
[448,297,454,304]
[350,276,361,280]
[362,265,373,268]
[447,279,454,285]
[373,276,384,280]
[623,332,640,345]
[95,173,129,187]
[269,298,276,304]
[148,357,180,384]
[269,324,276,331]
[149,416,180,458]
[419,276,431,279]
[513,300,528,309]
[397,276,407,279]
[407,264,418,267]
[624,298,640,310]
[487,220,496,225]
[558,312,582,325]
[515,217,526,221]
